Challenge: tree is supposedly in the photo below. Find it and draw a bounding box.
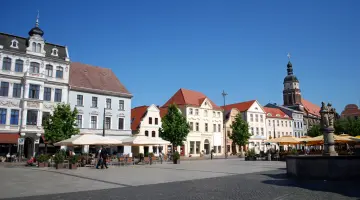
[43,104,80,153]
[159,104,190,153]
[307,124,322,137]
[335,118,360,136]
[229,113,251,154]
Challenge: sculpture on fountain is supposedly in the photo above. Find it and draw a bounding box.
[320,102,338,156]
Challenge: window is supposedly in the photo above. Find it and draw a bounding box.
[12,83,21,98]
[2,57,11,71]
[269,131,271,137]
[196,141,200,154]
[30,62,40,73]
[56,66,63,78]
[250,114,253,122]
[32,42,36,52]
[190,141,194,154]
[119,100,124,110]
[213,124,216,132]
[286,132,288,135]
[76,115,82,128]
[54,89,62,102]
[277,132,280,138]
[227,130,231,137]
[11,39,18,48]
[0,108,6,124]
[256,127,259,135]
[77,95,83,106]
[92,97,98,107]
[0,82,9,97]
[91,116,97,129]
[155,118,158,125]
[204,110,208,117]
[205,123,208,132]
[43,87,51,101]
[251,127,254,135]
[195,109,199,115]
[149,117,152,124]
[29,84,40,99]
[152,131,156,137]
[285,121,288,127]
[118,118,124,130]
[217,112,220,117]
[105,117,111,129]
[36,43,41,53]
[10,109,19,125]
[218,124,221,132]
[189,122,194,131]
[213,111,215,117]
[45,65,53,77]
[15,59,23,72]
[145,131,149,136]
[294,121,297,128]
[42,112,50,125]
[218,146,221,153]
[255,114,258,122]
[106,98,111,109]
[261,128,264,136]
[297,122,300,128]
[295,132,297,137]
[51,48,58,56]
[300,122,303,128]
[260,115,263,122]
[282,132,284,136]
[196,122,199,131]
[268,120,271,126]
[189,108,193,115]
[277,120,279,126]
[281,121,284,127]
[27,110,38,125]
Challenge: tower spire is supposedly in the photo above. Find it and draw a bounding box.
[287,53,291,61]
[36,10,39,27]
[286,53,293,75]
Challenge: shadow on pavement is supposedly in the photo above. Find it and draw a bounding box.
[261,171,360,198]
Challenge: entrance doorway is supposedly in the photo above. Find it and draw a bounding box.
[231,142,237,155]
[204,139,210,154]
[24,137,33,158]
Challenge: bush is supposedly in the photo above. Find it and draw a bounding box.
[173,151,180,160]
[69,155,79,164]
[53,151,65,164]
[290,148,298,155]
[36,154,49,163]
[148,152,154,157]
[246,149,256,157]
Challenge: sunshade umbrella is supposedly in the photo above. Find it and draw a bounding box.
[121,134,162,146]
[304,135,354,145]
[54,134,122,146]
[265,135,301,145]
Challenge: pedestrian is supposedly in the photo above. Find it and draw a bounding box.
[96,147,102,169]
[100,146,109,169]
[159,150,163,164]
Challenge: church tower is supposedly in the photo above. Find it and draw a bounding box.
[283,54,302,106]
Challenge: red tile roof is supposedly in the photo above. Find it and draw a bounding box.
[221,100,256,112]
[159,107,168,118]
[0,133,19,144]
[301,98,321,117]
[162,88,220,110]
[264,107,292,119]
[131,106,148,131]
[70,62,131,96]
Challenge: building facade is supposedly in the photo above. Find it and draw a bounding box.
[161,88,224,157]
[263,107,293,138]
[68,62,132,154]
[0,19,70,158]
[224,108,240,155]
[131,104,167,156]
[223,100,267,151]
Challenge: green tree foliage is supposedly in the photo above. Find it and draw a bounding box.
[159,104,190,152]
[229,113,251,147]
[307,124,322,137]
[335,117,360,136]
[43,104,80,145]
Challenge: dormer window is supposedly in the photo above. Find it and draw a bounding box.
[51,48,58,56]
[31,42,42,53]
[276,114,281,117]
[267,113,272,116]
[36,43,41,53]
[10,39,18,48]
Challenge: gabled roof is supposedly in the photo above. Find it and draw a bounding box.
[301,98,320,117]
[264,107,292,119]
[162,88,220,110]
[131,106,149,131]
[159,107,168,118]
[69,62,132,97]
[221,100,256,112]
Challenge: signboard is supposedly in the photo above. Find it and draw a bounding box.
[18,138,24,145]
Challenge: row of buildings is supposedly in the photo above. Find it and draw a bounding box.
[0,18,329,158]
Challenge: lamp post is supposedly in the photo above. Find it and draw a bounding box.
[222,90,228,159]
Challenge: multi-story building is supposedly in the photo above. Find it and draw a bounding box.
[341,104,360,119]
[223,108,240,155]
[0,19,70,158]
[222,100,267,151]
[131,104,167,156]
[68,62,132,154]
[263,107,293,138]
[161,88,223,157]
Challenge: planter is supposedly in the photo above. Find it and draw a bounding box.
[38,162,47,168]
[55,163,64,169]
[173,159,180,164]
[69,164,77,169]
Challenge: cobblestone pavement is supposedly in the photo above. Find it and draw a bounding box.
[1,159,359,199]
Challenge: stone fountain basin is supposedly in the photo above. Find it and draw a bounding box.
[286,155,360,180]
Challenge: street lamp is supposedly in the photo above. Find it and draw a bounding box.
[222,90,228,159]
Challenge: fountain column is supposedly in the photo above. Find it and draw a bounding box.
[320,102,338,156]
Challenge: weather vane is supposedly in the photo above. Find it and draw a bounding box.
[36,10,40,27]
[287,53,291,61]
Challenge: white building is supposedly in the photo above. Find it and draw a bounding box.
[223,100,267,151]
[0,19,70,158]
[68,62,132,154]
[130,104,166,156]
[161,88,223,157]
[263,107,293,138]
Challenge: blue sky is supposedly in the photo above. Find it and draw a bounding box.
[2,0,359,112]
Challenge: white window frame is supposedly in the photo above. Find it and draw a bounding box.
[118,117,125,130]
[77,114,83,128]
[10,39,18,49]
[51,48,58,56]
[90,115,97,129]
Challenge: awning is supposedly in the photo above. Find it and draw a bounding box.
[0,133,19,144]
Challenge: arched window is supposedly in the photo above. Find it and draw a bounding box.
[15,59,23,72]
[45,65,53,77]
[145,130,149,136]
[10,39,18,48]
[36,43,41,53]
[32,42,36,52]
[56,66,63,78]
[30,62,40,73]
[51,48,58,56]
[2,57,12,71]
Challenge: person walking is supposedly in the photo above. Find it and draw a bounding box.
[96,147,102,169]
[100,146,109,169]
[159,150,163,164]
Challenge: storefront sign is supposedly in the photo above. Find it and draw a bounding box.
[18,138,24,145]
